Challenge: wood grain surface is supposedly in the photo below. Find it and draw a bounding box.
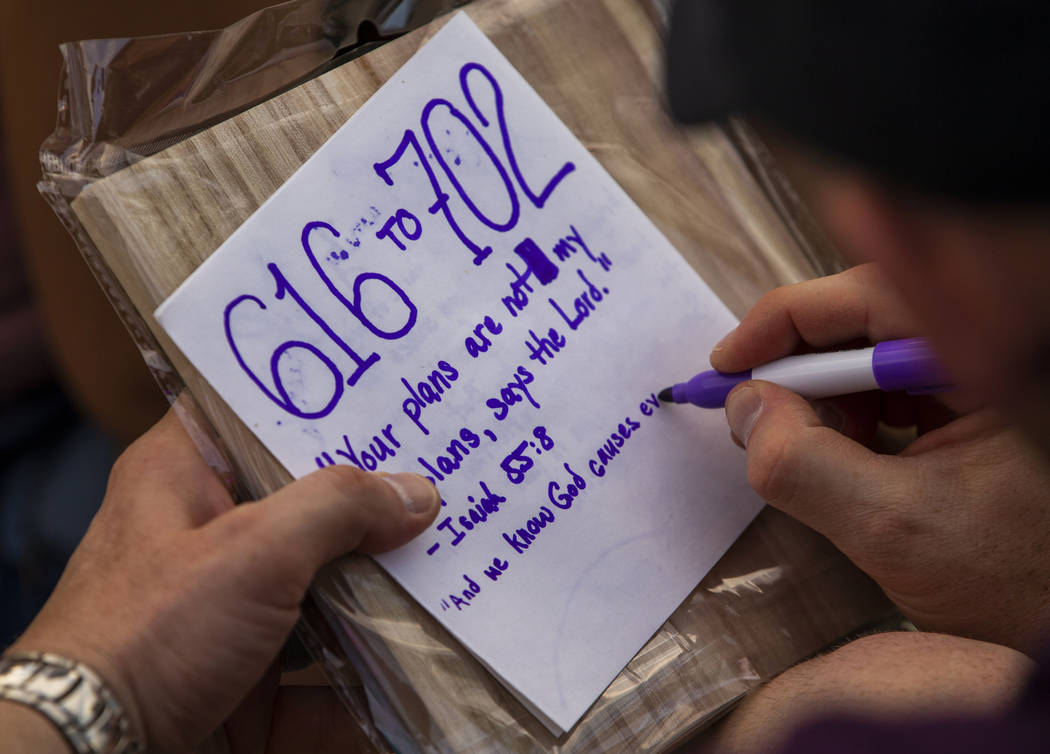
[71,0,891,750]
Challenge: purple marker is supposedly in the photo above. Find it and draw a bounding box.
[658,337,951,408]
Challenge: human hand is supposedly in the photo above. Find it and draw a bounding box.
[9,405,440,752]
[715,263,1050,654]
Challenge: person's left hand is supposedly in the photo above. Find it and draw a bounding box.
[10,405,440,753]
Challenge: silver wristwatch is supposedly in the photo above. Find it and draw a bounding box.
[0,651,144,754]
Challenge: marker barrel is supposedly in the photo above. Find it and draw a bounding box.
[667,337,949,408]
[752,347,877,398]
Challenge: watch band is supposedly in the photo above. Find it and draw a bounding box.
[0,651,144,754]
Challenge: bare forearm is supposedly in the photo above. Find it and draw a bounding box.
[0,701,71,754]
[692,632,1033,754]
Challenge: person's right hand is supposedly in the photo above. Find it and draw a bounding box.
[715,263,1050,654]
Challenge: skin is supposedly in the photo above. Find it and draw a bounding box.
[717,264,1050,653]
[7,151,1046,754]
[699,631,1033,754]
[693,144,1050,751]
[1,406,440,753]
[2,5,1048,750]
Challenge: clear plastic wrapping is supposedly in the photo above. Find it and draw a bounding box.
[39,1,891,751]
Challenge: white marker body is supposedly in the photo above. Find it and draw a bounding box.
[752,347,878,398]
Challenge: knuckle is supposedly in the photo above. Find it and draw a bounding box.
[304,465,393,536]
[220,503,274,545]
[841,468,922,560]
[275,549,317,594]
[856,502,921,561]
[104,444,152,505]
[757,285,794,315]
[313,464,378,498]
[107,452,133,489]
[227,504,316,584]
[847,262,881,285]
[746,429,802,505]
[107,429,171,493]
[109,441,145,484]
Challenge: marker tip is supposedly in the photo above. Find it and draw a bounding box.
[657,387,673,403]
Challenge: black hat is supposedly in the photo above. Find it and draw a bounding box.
[666,0,1050,204]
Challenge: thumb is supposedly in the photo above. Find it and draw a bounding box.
[263,467,439,559]
[208,466,440,589]
[726,381,899,544]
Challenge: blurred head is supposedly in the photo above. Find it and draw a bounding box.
[667,0,1050,452]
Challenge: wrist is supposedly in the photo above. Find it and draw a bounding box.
[0,697,72,753]
[2,640,146,754]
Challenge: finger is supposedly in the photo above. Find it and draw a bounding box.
[915,396,962,436]
[105,408,235,529]
[206,466,440,589]
[811,391,882,446]
[879,391,920,427]
[901,409,1005,457]
[711,264,922,373]
[726,381,905,546]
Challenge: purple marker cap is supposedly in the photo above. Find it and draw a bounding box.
[671,369,752,408]
[872,337,951,393]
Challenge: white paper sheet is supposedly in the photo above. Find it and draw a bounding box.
[156,13,762,734]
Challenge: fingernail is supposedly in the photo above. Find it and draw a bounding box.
[815,402,845,433]
[726,386,763,447]
[381,473,439,514]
